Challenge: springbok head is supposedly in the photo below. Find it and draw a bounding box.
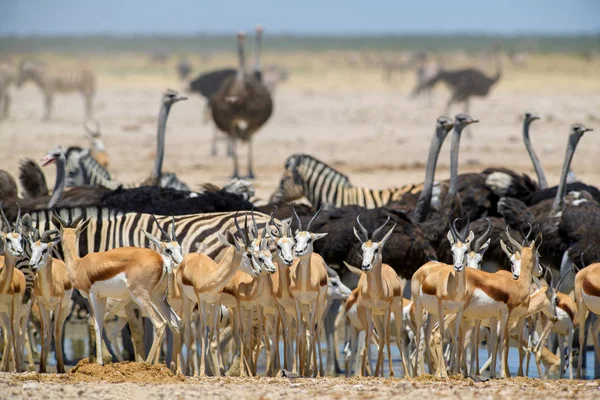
[0,201,24,258]
[28,229,60,273]
[353,214,395,272]
[466,218,492,270]
[446,211,474,272]
[217,212,261,277]
[247,209,277,274]
[501,224,542,280]
[327,266,352,300]
[142,214,183,266]
[293,205,327,257]
[269,207,295,267]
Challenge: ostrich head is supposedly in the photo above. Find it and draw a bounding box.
[436,116,454,136]
[162,89,187,107]
[353,214,395,272]
[41,146,66,167]
[524,112,540,125]
[453,113,479,132]
[446,211,474,272]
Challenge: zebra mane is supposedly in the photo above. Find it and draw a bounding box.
[19,58,48,70]
[290,154,352,185]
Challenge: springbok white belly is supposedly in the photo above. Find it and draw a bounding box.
[182,285,198,303]
[91,272,129,299]
[347,303,363,331]
[552,308,573,336]
[463,289,505,320]
[583,292,600,315]
[419,289,462,315]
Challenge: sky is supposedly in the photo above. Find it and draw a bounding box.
[0,0,599,36]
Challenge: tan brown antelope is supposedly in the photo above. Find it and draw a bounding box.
[28,229,73,373]
[574,261,600,378]
[289,206,329,377]
[0,204,26,372]
[176,212,262,376]
[411,213,474,377]
[348,215,409,377]
[51,209,181,365]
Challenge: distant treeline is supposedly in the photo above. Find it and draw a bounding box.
[0,34,598,54]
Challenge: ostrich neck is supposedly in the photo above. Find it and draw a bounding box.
[236,38,247,81]
[523,121,547,189]
[152,103,171,180]
[448,126,464,197]
[0,252,18,294]
[550,133,583,216]
[48,155,66,208]
[413,128,449,222]
[254,34,262,78]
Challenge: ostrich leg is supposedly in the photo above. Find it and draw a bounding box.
[230,135,239,179]
[246,138,255,179]
[464,98,473,139]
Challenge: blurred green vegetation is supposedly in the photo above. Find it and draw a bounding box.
[1,34,598,54]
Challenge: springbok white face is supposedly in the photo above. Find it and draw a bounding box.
[218,231,262,277]
[466,239,491,270]
[275,235,295,266]
[447,230,474,272]
[142,230,183,266]
[328,273,352,300]
[29,238,58,273]
[355,227,395,271]
[250,238,277,274]
[294,231,327,257]
[1,231,24,258]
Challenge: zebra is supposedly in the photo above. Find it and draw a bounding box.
[64,147,190,192]
[270,154,424,209]
[27,206,279,262]
[16,59,96,120]
[0,60,17,120]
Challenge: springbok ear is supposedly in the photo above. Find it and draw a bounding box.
[260,238,268,250]
[353,227,363,243]
[295,229,299,236]
[533,232,543,250]
[500,239,512,258]
[466,231,475,244]
[343,261,364,277]
[75,218,92,235]
[217,232,232,247]
[380,224,396,247]
[479,238,491,256]
[51,236,61,246]
[446,230,455,245]
[142,229,162,247]
[312,232,327,241]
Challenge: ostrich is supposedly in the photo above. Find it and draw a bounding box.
[210,32,273,178]
[411,55,502,117]
[177,57,193,82]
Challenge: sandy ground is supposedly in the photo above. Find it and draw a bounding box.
[0,360,599,400]
[0,53,599,201]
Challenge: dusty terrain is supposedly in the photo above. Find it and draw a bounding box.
[0,359,599,400]
[0,52,599,201]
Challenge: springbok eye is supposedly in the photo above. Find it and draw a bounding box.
[42,249,47,254]
[374,249,378,254]
[166,249,172,254]
[332,281,338,287]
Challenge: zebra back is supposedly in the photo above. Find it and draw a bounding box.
[18,59,95,94]
[28,206,278,262]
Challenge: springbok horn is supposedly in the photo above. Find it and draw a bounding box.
[292,205,302,231]
[447,211,458,242]
[170,215,176,241]
[152,214,169,240]
[372,215,391,241]
[15,203,21,232]
[505,226,523,252]
[520,222,533,246]
[545,267,554,286]
[356,215,369,242]
[453,218,463,242]
[500,239,512,259]
[555,267,572,290]
[250,207,258,239]
[233,211,246,246]
[473,218,492,252]
[41,229,59,243]
[0,201,10,232]
[459,211,470,242]
[70,206,85,228]
[51,209,68,228]
[269,206,283,238]
[243,213,250,246]
[580,252,586,270]
[306,204,323,232]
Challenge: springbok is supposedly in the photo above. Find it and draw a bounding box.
[289,206,329,377]
[349,215,409,377]
[0,204,26,372]
[28,229,73,373]
[411,213,473,377]
[574,261,600,378]
[51,210,181,365]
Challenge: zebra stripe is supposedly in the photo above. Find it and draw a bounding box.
[27,206,277,262]
[275,154,425,209]
[65,147,190,192]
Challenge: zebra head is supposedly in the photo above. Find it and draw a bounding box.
[28,230,60,273]
[16,59,44,87]
[293,205,327,257]
[353,214,395,272]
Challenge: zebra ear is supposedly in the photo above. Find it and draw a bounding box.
[142,229,162,248]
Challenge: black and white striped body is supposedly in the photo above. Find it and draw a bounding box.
[28,207,277,262]
[273,154,423,209]
[17,59,96,120]
[64,147,190,191]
